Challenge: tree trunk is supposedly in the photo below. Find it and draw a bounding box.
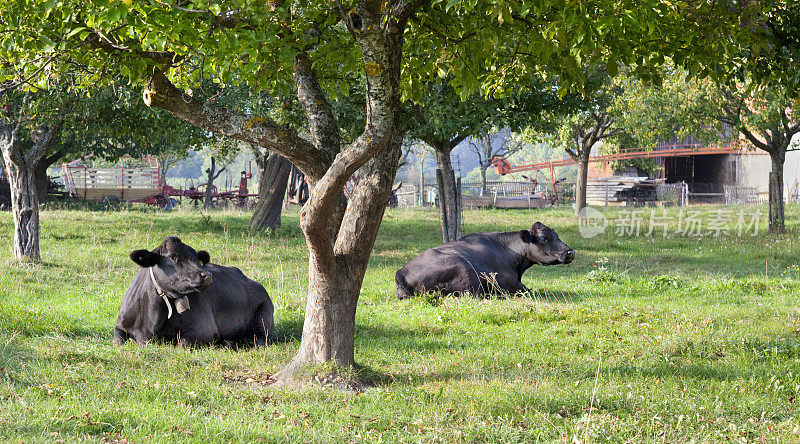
[768,151,785,233]
[34,150,62,204]
[204,158,215,209]
[480,166,488,197]
[277,140,402,384]
[1,121,61,262]
[275,256,361,378]
[418,155,425,205]
[575,158,589,217]
[435,149,461,243]
[4,159,41,261]
[250,151,292,231]
[203,156,225,210]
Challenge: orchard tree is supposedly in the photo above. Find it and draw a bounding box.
[0,81,202,262]
[549,71,625,217]
[406,84,497,242]
[684,79,799,233]
[0,90,63,261]
[407,78,565,241]
[615,67,798,233]
[727,84,800,233]
[686,0,800,233]
[2,0,756,383]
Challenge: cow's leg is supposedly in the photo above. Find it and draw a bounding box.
[500,276,530,295]
[176,323,219,346]
[251,302,275,345]
[507,280,531,296]
[114,327,130,345]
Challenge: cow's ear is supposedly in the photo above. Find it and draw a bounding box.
[130,250,161,268]
[520,230,533,243]
[197,250,210,266]
[531,222,546,236]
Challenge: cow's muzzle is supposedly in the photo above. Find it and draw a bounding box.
[561,249,575,263]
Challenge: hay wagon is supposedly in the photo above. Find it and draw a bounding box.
[61,156,163,203]
[60,156,259,208]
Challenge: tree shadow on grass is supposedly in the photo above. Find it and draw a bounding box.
[269,315,304,344]
[355,322,452,355]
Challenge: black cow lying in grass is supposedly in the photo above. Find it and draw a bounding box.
[395,222,574,298]
[114,237,274,346]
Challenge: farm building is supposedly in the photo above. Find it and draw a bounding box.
[587,137,800,204]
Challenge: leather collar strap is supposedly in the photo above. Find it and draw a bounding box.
[149,267,173,319]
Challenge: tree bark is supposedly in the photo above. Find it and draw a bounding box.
[434,149,461,242]
[768,150,786,233]
[250,151,292,231]
[4,159,41,260]
[0,121,62,262]
[34,150,62,203]
[480,165,488,196]
[575,158,589,217]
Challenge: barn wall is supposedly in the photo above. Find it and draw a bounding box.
[733,150,800,199]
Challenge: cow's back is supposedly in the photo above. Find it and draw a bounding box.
[202,264,272,339]
[398,235,499,295]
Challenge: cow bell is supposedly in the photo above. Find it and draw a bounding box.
[175,296,191,314]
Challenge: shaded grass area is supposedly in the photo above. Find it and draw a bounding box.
[1,204,800,442]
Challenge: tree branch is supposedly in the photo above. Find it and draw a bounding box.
[739,124,772,152]
[392,0,432,24]
[143,70,328,179]
[25,119,63,165]
[294,53,340,166]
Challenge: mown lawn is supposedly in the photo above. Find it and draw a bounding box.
[1,203,799,442]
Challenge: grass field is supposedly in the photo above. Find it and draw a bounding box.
[1,203,800,442]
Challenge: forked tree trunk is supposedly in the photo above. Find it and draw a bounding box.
[277,141,402,381]
[139,0,414,384]
[768,151,786,233]
[435,149,461,243]
[203,156,225,209]
[566,112,617,217]
[250,151,292,231]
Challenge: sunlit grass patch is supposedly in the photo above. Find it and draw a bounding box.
[1,204,800,441]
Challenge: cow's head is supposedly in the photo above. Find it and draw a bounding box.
[519,222,575,265]
[130,237,213,296]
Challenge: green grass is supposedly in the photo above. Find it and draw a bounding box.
[2,203,800,442]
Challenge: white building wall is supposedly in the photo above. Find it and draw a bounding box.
[733,149,800,199]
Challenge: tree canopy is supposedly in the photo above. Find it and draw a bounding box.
[0,0,776,382]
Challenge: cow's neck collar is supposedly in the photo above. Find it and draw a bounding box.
[149,267,174,319]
